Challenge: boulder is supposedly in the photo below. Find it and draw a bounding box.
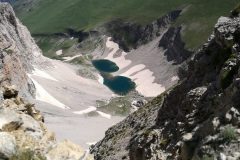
[20,113,43,139]
[0,108,23,132]
[46,140,93,160]
[0,132,17,159]
[131,99,147,108]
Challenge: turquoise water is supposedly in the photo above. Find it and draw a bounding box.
[92,59,119,73]
[102,74,136,95]
[92,59,135,95]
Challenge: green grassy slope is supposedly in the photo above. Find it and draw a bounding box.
[16,0,239,49]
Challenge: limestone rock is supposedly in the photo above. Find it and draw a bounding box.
[0,108,23,132]
[0,3,47,98]
[0,132,16,159]
[0,3,90,160]
[20,113,43,139]
[47,140,93,160]
[0,86,88,159]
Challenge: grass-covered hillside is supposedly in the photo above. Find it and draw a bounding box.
[14,0,239,49]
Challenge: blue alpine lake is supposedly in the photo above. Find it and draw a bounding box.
[92,59,135,95]
[92,59,119,73]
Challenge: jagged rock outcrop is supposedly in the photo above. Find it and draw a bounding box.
[91,11,240,160]
[0,85,93,160]
[103,10,182,52]
[0,2,46,98]
[159,26,191,64]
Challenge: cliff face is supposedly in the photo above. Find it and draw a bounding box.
[103,10,191,65]
[104,10,181,51]
[159,26,192,64]
[0,3,45,98]
[91,11,240,160]
[0,85,93,160]
[0,3,93,159]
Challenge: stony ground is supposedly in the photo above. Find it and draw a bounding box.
[0,85,93,160]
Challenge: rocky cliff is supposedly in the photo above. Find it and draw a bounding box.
[159,26,191,64]
[0,85,93,160]
[91,9,240,160]
[104,10,180,51]
[0,3,93,159]
[102,10,191,64]
[0,2,46,98]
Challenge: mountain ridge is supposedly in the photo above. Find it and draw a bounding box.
[10,0,239,49]
[91,8,240,160]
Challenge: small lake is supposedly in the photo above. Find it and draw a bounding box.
[92,59,135,95]
[92,59,119,73]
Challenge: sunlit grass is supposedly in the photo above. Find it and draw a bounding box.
[16,0,239,49]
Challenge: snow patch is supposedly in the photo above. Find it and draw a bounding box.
[105,37,165,97]
[97,74,104,84]
[63,55,82,62]
[32,68,58,81]
[56,49,63,56]
[86,142,96,146]
[96,111,112,119]
[105,37,131,70]
[30,78,69,109]
[73,106,97,115]
[121,64,165,97]
[171,76,179,82]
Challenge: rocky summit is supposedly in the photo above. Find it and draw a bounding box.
[0,85,93,160]
[0,2,46,98]
[91,8,240,160]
